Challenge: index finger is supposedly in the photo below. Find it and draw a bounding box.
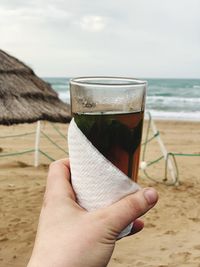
[45,158,76,200]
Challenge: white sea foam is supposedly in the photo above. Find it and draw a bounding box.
[146,110,200,121]
[58,91,70,102]
[147,96,200,103]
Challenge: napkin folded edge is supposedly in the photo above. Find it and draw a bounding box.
[68,118,141,238]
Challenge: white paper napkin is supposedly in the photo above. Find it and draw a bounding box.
[68,118,141,238]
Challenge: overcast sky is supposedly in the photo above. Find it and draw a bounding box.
[0,0,200,78]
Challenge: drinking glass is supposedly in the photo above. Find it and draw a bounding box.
[70,77,147,182]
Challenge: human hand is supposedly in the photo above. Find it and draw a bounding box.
[28,159,158,267]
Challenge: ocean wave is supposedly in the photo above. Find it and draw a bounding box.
[44,78,70,87]
[50,77,200,121]
[51,83,68,86]
[58,91,70,102]
[147,96,200,103]
[146,96,200,112]
[148,89,199,97]
[52,84,68,91]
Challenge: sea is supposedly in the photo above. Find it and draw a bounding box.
[43,77,200,121]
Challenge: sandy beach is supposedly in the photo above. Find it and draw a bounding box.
[0,119,200,267]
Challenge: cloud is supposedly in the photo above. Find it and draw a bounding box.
[0,0,200,77]
[0,5,71,26]
[79,15,107,32]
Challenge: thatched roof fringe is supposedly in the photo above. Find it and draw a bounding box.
[0,115,71,126]
[0,73,57,96]
[1,92,62,101]
[0,49,71,125]
[0,96,71,125]
[0,69,34,75]
[0,49,34,73]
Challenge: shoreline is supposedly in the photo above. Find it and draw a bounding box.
[145,116,200,122]
[144,111,200,122]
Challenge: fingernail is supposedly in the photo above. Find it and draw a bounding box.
[143,188,158,205]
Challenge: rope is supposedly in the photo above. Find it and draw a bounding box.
[169,152,200,157]
[142,131,159,146]
[1,115,199,174]
[0,149,35,157]
[41,131,68,154]
[141,156,178,186]
[0,148,55,162]
[0,122,67,165]
[141,112,178,185]
[50,123,67,139]
[0,131,35,138]
[39,150,55,161]
[141,112,200,185]
[146,155,164,167]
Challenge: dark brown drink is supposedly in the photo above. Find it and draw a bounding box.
[74,111,144,182]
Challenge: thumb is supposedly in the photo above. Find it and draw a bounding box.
[104,188,158,235]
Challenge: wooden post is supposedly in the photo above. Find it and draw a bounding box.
[34,121,41,167]
[150,118,177,184]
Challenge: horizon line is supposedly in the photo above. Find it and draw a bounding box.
[41,76,200,80]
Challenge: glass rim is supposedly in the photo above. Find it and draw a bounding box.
[70,76,147,87]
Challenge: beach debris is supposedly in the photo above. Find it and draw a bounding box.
[140,161,147,170]
[0,236,9,242]
[16,161,30,168]
[8,184,15,188]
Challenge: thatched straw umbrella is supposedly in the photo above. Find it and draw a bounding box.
[0,49,71,166]
[0,49,71,125]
